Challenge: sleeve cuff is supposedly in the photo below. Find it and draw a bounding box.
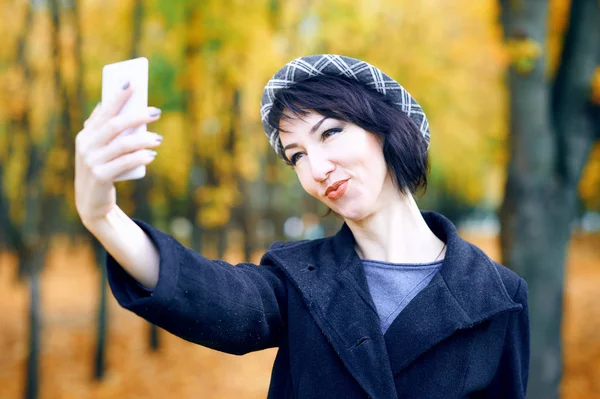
[105,218,182,319]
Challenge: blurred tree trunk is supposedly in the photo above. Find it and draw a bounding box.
[46,0,72,236]
[499,1,600,398]
[23,0,67,395]
[23,58,47,399]
[229,89,255,262]
[5,0,34,282]
[0,164,9,251]
[72,0,86,131]
[182,2,208,254]
[92,237,108,380]
[0,141,26,264]
[66,0,87,243]
[264,149,286,242]
[24,249,44,399]
[263,0,293,244]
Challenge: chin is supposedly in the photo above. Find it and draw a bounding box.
[331,202,372,222]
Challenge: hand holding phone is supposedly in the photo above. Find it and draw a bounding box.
[101,57,149,181]
[74,56,161,227]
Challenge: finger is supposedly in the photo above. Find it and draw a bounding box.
[88,131,162,166]
[88,82,134,130]
[90,148,157,184]
[87,107,162,150]
[83,102,103,129]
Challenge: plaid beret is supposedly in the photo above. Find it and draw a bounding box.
[260,54,430,159]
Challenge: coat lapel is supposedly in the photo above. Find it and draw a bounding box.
[269,223,398,399]
[383,212,523,375]
[383,272,471,375]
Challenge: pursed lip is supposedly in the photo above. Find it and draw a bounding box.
[324,179,350,197]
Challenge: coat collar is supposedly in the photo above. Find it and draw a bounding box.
[268,210,522,398]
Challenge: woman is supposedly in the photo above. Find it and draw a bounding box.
[75,54,529,398]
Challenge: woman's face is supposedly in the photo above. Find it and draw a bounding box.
[279,111,396,221]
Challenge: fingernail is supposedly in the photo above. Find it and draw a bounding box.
[155,134,163,143]
[121,81,130,90]
[149,107,162,117]
[147,150,158,157]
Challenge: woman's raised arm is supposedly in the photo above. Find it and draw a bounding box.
[74,83,163,288]
[85,205,159,289]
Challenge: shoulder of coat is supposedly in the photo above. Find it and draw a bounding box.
[489,259,527,301]
[460,239,525,301]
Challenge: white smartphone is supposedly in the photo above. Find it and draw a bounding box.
[102,57,149,182]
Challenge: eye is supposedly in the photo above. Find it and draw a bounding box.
[290,152,305,165]
[321,127,342,141]
[288,127,342,166]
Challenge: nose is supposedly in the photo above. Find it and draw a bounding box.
[309,148,335,182]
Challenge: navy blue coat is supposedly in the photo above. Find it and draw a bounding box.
[106,211,529,398]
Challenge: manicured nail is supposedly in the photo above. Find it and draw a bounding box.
[121,81,130,90]
[147,150,158,157]
[149,107,162,117]
[155,134,163,143]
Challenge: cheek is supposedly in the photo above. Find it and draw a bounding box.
[348,138,380,168]
[344,130,379,160]
[357,137,388,187]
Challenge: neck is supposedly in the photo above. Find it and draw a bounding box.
[345,187,445,264]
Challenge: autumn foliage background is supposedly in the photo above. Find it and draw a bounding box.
[0,0,599,398]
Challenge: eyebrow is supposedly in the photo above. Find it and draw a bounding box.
[282,117,329,152]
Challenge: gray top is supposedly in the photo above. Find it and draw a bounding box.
[362,259,443,334]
